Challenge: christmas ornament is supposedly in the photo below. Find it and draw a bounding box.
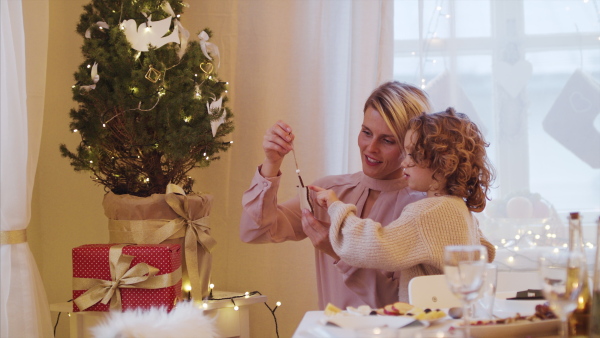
[80,62,100,92]
[425,70,487,135]
[198,31,220,68]
[85,21,109,39]
[543,69,600,168]
[493,59,533,98]
[121,15,180,52]
[145,66,161,83]
[199,62,213,75]
[207,97,225,137]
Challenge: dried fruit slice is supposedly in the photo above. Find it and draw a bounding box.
[324,303,342,316]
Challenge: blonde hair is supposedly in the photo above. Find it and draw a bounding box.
[407,107,495,212]
[363,81,432,144]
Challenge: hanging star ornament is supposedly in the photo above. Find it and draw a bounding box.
[207,96,225,137]
[80,62,100,92]
[121,14,180,52]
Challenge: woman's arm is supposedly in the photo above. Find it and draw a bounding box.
[239,166,306,243]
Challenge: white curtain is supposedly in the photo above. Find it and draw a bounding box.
[392,0,600,271]
[234,0,394,181]
[200,1,394,336]
[1,0,52,336]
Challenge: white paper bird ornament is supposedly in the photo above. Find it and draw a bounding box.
[85,21,109,39]
[198,31,220,68]
[80,62,99,92]
[161,1,190,59]
[206,96,226,137]
[121,15,180,52]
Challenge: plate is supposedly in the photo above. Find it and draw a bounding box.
[492,291,547,318]
[468,319,560,338]
[325,315,427,330]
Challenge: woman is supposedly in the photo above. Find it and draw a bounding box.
[239,82,431,309]
[312,108,497,302]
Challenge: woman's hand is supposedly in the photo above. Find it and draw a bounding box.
[301,209,340,261]
[260,120,294,177]
[308,185,340,209]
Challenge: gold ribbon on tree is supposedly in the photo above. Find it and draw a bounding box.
[73,244,182,311]
[107,184,216,300]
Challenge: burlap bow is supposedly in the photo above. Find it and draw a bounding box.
[107,184,216,300]
[73,244,182,311]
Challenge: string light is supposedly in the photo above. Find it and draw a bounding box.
[73,129,78,133]
[205,286,282,338]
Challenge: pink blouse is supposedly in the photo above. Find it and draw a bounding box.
[240,166,426,309]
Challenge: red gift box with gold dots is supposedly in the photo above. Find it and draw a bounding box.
[72,244,182,312]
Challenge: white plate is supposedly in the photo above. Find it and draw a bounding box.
[468,319,560,338]
[325,315,425,330]
[492,291,547,318]
[309,316,428,338]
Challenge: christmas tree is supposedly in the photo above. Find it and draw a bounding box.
[60,0,233,197]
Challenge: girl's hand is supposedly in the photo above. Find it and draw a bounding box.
[308,185,339,208]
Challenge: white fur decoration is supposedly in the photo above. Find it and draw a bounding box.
[90,301,218,338]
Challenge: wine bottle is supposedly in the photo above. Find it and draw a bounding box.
[567,212,591,337]
[589,216,600,338]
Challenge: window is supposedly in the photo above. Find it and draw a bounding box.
[394,0,600,269]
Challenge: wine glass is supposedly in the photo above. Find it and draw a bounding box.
[538,249,585,338]
[444,245,488,338]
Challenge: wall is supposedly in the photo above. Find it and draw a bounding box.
[30,1,319,337]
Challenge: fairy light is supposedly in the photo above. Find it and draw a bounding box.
[508,256,514,263]
[515,235,521,240]
[436,6,442,10]
[73,129,78,133]
[89,160,93,163]
[87,64,91,68]
[205,286,281,338]
[102,123,106,127]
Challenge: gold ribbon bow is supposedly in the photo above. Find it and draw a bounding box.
[107,185,216,300]
[73,244,182,311]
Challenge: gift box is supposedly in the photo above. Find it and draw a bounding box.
[72,243,182,312]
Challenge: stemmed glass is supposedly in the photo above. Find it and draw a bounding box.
[538,249,585,338]
[444,245,488,338]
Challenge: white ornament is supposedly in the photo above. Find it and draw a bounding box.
[198,31,220,68]
[81,62,100,91]
[85,21,109,39]
[206,97,225,137]
[121,15,180,52]
[493,59,533,98]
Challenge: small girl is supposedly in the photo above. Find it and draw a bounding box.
[310,107,496,302]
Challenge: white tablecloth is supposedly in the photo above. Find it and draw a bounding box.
[292,291,560,338]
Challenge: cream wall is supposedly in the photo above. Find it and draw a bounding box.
[30,1,318,337]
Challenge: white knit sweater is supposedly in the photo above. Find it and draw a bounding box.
[328,195,495,302]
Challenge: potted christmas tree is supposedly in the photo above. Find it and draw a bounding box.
[59,0,232,300]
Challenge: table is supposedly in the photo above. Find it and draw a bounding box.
[50,291,267,338]
[292,291,560,338]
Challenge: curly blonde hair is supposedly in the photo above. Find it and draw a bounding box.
[364,82,432,145]
[407,107,495,212]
